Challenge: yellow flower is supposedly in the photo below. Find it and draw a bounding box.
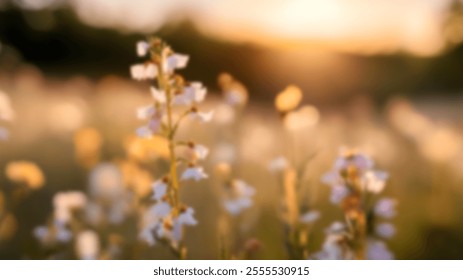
[275,85,302,112]
[5,161,45,189]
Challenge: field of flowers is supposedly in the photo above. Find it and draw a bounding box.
[0,35,462,260]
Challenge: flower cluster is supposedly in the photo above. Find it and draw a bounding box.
[34,191,87,244]
[315,149,396,259]
[131,37,210,258]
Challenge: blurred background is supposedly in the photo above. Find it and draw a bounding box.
[0,0,462,260]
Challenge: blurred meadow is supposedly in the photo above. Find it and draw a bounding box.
[0,0,463,260]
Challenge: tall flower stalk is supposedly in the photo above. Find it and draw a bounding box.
[316,149,396,260]
[132,37,210,259]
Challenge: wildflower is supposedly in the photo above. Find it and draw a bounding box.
[150,86,167,104]
[136,105,156,120]
[374,198,397,218]
[173,82,207,106]
[190,143,209,160]
[362,171,388,194]
[33,224,72,244]
[223,179,255,215]
[376,223,396,239]
[130,63,157,80]
[366,239,394,260]
[139,202,171,246]
[189,110,214,123]
[136,118,162,138]
[181,165,208,181]
[136,41,150,57]
[329,185,349,204]
[131,37,209,257]
[177,206,198,226]
[53,191,87,224]
[320,150,396,259]
[300,210,321,224]
[157,206,197,243]
[5,161,45,189]
[152,179,168,200]
[75,230,100,260]
[163,53,189,73]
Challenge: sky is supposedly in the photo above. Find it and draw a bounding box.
[4,0,461,56]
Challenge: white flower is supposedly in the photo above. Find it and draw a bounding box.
[223,180,255,215]
[136,41,149,57]
[53,191,87,224]
[136,105,155,120]
[173,83,207,106]
[268,156,288,172]
[163,53,189,73]
[330,185,349,204]
[152,179,168,200]
[300,210,320,224]
[332,152,374,172]
[150,86,167,104]
[157,207,197,243]
[325,221,346,234]
[366,239,394,260]
[374,198,397,218]
[362,171,388,194]
[139,227,156,246]
[190,110,213,123]
[139,202,171,246]
[313,233,352,260]
[177,207,198,226]
[192,144,209,160]
[376,223,396,239]
[75,230,100,260]
[151,201,172,218]
[136,118,162,138]
[34,225,72,244]
[130,63,157,80]
[321,171,342,186]
[181,166,208,181]
[55,224,72,242]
